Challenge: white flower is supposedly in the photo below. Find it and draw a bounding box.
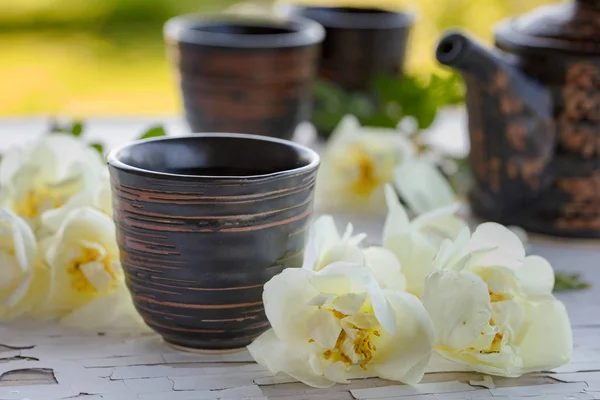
[248,263,434,387]
[41,168,112,233]
[0,134,105,230]
[39,206,123,317]
[383,185,465,297]
[421,222,572,377]
[0,208,43,318]
[315,115,416,213]
[393,156,456,215]
[303,215,406,291]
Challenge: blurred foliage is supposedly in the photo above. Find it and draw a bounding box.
[554,273,592,292]
[312,72,464,135]
[0,0,559,116]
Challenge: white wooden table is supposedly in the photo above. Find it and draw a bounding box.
[1,114,599,400]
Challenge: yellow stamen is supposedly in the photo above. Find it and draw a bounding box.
[15,189,62,219]
[67,245,115,294]
[348,147,382,196]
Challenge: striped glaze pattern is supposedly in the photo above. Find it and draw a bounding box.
[108,135,319,350]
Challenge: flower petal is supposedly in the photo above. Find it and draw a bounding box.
[464,223,525,268]
[306,308,342,349]
[263,267,318,342]
[393,158,456,215]
[517,255,555,296]
[383,184,410,232]
[302,215,341,270]
[332,292,367,315]
[518,296,572,373]
[422,269,492,350]
[371,290,434,384]
[317,243,365,271]
[363,246,406,291]
[248,329,335,388]
[80,262,114,292]
[386,230,437,298]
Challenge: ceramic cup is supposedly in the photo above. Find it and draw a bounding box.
[286,5,415,90]
[164,14,325,140]
[107,134,320,351]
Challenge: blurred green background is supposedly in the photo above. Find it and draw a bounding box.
[0,0,557,116]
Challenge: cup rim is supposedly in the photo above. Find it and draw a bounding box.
[284,4,417,30]
[106,133,320,181]
[164,13,325,49]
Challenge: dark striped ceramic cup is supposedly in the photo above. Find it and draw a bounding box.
[107,134,319,351]
[164,14,324,140]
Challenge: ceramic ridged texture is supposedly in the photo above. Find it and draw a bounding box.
[109,167,317,350]
[168,42,320,140]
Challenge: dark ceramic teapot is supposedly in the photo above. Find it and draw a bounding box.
[436,0,600,238]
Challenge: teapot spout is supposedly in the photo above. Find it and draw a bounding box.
[436,31,556,215]
[437,31,502,81]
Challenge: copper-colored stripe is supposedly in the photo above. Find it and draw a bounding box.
[122,208,311,233]
[119,197,311,221]
[116,182,303,200]
[132,277,264,291]
[137,296,263,309]
[145,319,225,333]
[122,263,181,274]
[114,185,314,205]
[123,252,187,264]
[127,280,180,295]
[135,303,193,319]
[150,276,196,283]
[200,316,259,323]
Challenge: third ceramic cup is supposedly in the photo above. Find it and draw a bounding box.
[164,14,325,140]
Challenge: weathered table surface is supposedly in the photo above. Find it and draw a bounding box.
[1,114,599,400]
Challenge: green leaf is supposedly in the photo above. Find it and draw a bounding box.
[90,142,104,154]
[48,119,85,137]
[71,121,84,137]
[553,273,592,292]
[140,125,167,139]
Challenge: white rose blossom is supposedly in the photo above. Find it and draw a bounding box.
[0,134,105,231]
[33,206,145,332]
[248,262,434,388]
[421,222,572,377]
[383,184,465,297]
[315,115,416,213]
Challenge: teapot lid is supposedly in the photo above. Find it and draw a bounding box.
[495,0,600,55]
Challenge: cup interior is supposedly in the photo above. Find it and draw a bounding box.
[164,14,325,48]
[108,134,319,178]
[191,22,295,36]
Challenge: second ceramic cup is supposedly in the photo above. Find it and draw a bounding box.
[164,14,325,140]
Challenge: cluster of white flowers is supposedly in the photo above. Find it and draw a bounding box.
[315,115,456,214]
[249,183,572,387]
[0,134,149,333]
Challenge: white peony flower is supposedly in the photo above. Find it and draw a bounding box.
[39,206,123,317]
[315,115,416,213]
[248,263,434,388]
[383,185,465,297]
[0,134,105,230]
[393,156,456,215]
[0,208,44,318]
[421,222,572,377]
[303,215,406,291]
